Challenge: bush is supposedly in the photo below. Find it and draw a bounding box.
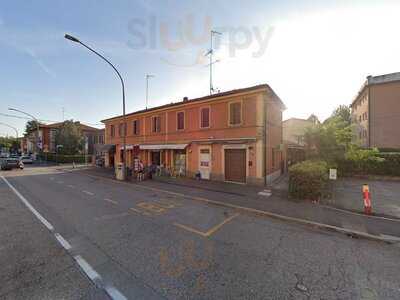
[38,153,86,164]
[337,148,400,176]
[289,160,329,201]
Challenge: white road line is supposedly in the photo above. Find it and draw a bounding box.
[82,190,94,196]
[105,286,127,300]
[54,233,72,250]
[74,255,101,281]
[57,181,64,184]
[104,198,118,205]
[67,184,75,188]
[1,176,54,231]
[50,177,54,180]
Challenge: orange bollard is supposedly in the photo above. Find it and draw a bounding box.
[362,184,372,215]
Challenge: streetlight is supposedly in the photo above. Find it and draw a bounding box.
[8,108,40,155]
[64,33,127,180]
[0,122,19,153]
[145,74,155,110]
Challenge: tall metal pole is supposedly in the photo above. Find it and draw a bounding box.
[65,34,127,180]
[208,30,222,95]
[210,33,213,95]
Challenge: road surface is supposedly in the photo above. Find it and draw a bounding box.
[1,167,399,299]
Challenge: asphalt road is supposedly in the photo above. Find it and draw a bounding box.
[1,167,400,299]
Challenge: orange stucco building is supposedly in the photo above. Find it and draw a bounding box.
[101,84,285,185]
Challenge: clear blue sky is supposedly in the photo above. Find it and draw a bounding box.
[1,0,399,137]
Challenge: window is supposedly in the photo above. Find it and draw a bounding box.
[110,125,115,137]
[152,116,161,133]
[200,107,210,128]
[359,115,362,122]
[133,120,140,135]
[229,102,242,125]
[177,111,185,130]
[118,123,126,137]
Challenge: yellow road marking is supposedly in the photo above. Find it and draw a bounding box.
[173,223,208,237]
[204,213,239,236]
[174,213,240,238]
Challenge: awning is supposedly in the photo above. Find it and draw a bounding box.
[139,143,188,150]
[99,144,115,152]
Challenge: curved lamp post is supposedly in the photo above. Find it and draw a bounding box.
[8,108,39,154]
[64,33,127,180]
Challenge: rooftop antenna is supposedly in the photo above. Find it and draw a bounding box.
[62,107,65,121]
[146,74,155,110]
[206,30,222,95]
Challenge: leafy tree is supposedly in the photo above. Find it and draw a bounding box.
[307,114,320,125]
[24,120,43,136]
[55,120,84,155]
[304,105,354,162]
[0,136,20,153]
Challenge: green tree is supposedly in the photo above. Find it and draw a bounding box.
[24,120,43,136]
[0,136,20,153]
[55,120,84,155]
[304,105,354,162]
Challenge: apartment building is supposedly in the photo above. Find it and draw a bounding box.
[351,72,400,148]
[101,84,285,185]
[22,122,104,154]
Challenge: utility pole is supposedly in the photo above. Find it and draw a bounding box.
[146,74,155,110]
[206,30,222,95]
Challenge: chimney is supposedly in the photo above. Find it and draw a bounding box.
[183,96,189,102]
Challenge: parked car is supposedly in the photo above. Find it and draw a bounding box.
[0,158,21,170]
[19,155,33,164]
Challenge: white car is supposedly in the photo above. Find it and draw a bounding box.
[19,156,33,164]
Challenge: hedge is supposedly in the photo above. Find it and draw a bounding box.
[289,160,329,201]
[337,151,400,177]
[38,153,86,164]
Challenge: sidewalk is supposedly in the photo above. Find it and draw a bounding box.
[77,167,400,243]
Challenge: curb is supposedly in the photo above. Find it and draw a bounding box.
[76,170,400,244]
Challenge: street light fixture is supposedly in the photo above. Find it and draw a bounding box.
[64,33,127,180]
[8,108,40,155]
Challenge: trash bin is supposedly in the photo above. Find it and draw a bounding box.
[115,163,125,181]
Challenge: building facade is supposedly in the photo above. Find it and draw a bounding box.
[102,84,285,185]
[22,122,104,155]
[282,117,316,170]
[351,72,400,149]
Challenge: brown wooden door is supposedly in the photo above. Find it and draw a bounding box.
[225,149,246,183]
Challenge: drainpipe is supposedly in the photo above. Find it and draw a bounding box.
[368,86,371,148]
[263,94,267,186]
